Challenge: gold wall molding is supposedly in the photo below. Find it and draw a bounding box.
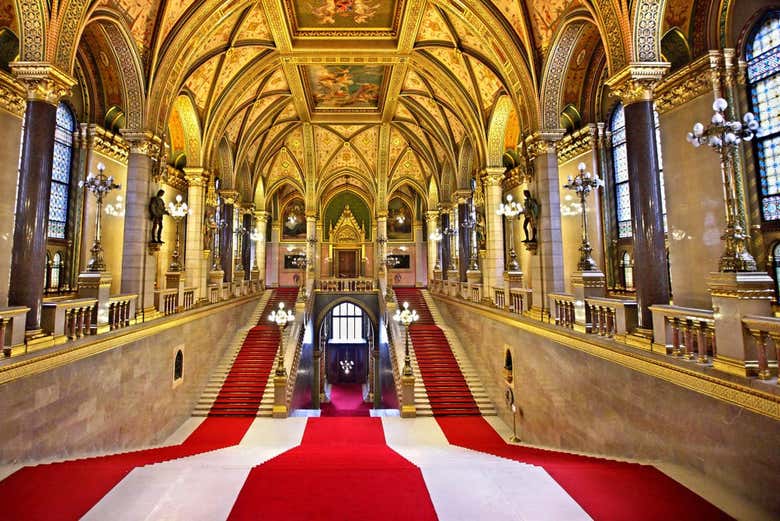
[77,124,130,164]
[0,296,261,386]
[9,62,75,105]
[605,62,670,106]
[434,294,780,421]
[0,71,26,117]
[654,55,713,114]
[556,126,593,163]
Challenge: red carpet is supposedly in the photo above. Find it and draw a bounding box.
[209,288,297,416]
[0,417,254,521]
[436,416,732,521]
[228,417,438,521]
[394,289,480,416]
[320,383,372,416]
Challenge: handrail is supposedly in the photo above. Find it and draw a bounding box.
[317,278,377,292]
[742,315,780,381]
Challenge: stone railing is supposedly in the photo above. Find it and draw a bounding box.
[207,284,220,303]
[107,294,136,331]
[742,315,780,381]
[0,307,29,357]
[42,298,97,343]
[549,293,576,329]
[155,288,178,316]
[649,305,715,362]
[444,279,460,298]
[182,288,196,311]
[494,287,506,309]
[508,288,533,315]
[585,297,638,337]
[317,278,376,292]
[468,283,482,303]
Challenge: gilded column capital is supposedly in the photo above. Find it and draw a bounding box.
[242,203,256,215]
[376,210,388,219]
[482,167,505,187]
[219,189,239,205]
[81,123,129,163]
[425,210,439,223]
[605,62,670,106]
[121,130,163,157]
[9,62,75,105]
[525,130,564,160]
[183,167,207,187]
[454,189,471,204]
[255,210,270,223]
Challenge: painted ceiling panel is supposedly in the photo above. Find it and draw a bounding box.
[314,126,343,172]
[416,5,454,43]
[235,5,274,42]
[185,54,221,111]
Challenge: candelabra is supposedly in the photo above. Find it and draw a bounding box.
[290,254,308,301]
[393,301,419,377]
[268,302,295,377]
[166,194,190,272]
[496,194,523,272]
[234,225,248,276]
[384,254,401,299]
[339,359,355,375]
[429,228,443,271]
[80,163,120,272]
[686,97,759,272]
[210,216,226,271]
[249,227,263,270]
[563,163,603,271]
[461,201,480,271]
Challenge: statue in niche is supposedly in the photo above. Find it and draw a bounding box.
[149,189,168,243]
[203,206,216,251]
[522,190,540,243]
[475,209,486,251]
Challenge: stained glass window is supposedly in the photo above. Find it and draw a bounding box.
[611,103,632,238]
[48,103,75,239]
[622,251,633,289]
[747,11,780,221]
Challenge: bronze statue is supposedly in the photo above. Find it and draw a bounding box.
[522,189,540,242]
[149,189,168,243]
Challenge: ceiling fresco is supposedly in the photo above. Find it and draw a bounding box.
[284,0,404,37]
[302,64,388,112]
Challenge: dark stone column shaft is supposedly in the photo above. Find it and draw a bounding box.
[9,100,58,330]
[458,202,470,282]
[440,212,451,280]
[624,100,670,327]
[242,212,251,278]
[221,203,234,282]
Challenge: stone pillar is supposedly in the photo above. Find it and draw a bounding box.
[425,211,439,283]
[120,131,162,316]
[219,190,237,283]
[242,209,252,278]
[306,214,317,289]
[483,168,506,299]
[183,169,206,298]
[376,213,387,290]
[528,133,565,312]
[456,191,471,282]
[440,205,451,280]
[8,64,74,331]
[607,64,671,328]
[255,211,269,285]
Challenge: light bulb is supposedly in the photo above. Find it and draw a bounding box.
[693,123,704,136]
[713,98,728,111]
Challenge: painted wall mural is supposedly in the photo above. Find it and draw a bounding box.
[387,197,412,240]
[282,197,306,239]
[304,65,386,111]
[287,0,399,32]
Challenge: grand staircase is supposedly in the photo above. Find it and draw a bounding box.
[194,287,299,417]
[394,288,496,417]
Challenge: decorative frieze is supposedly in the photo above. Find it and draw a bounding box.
[654,55,713,114]
[605,62,670,106]
[9,62,75,105]
[556,126,593,163]
[0,71,25,117]
[75,124,129,164]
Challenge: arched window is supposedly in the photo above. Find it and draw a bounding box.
[621,251,634,289]
[174,350,183,380]
[611,103,632,238]
[331,302,364,342]
[611,103,667,236]
[746,11,780,221]
[50,252,62,290]
[48,103,75,239]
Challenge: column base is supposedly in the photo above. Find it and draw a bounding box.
[466,270,482,284]
[273,374,288,418]
[571,270,606,329]
[401,374,416,418]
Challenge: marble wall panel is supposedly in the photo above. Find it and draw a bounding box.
[0,110,22,307]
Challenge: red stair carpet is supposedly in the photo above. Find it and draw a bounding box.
[0,417,254,521]
[436,416,732,521]
[394,288,480,416]
[320,383,373,416]
[209,287,297,416]
[228,417,438,521]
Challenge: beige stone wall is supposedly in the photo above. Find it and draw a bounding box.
[659,94,724,308]
[433,296,780,514]
[79,151,128,294]
[0,297,260,463]
[0,110,22,307]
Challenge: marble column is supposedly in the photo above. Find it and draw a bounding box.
[306,214,317,289]
[483,168,506,299]
[8,64,74,331]
[120,132,162,315]
[456,191,471,282]
[219,190,237,283]
[242,210,252,278]
[183,168,206,298]
[255,211,269,285]
[529,134,565,312]
[440,206,451,280]
[425,211,439,283]
[376,213,387,288]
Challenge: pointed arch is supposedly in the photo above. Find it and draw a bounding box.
[456,138,474,191]
[14,0,46,61]
[539,20,586,132]
[633,0,669,62]
[486,95,515,168]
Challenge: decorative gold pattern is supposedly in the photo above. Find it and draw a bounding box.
[9,62,75,105]
[605,62,670,106]
[654,55,712,114]
[0,71,26,117]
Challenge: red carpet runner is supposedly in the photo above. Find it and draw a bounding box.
[320,383,373,416]
[394,288,480,416]
[209,287,297,416]
[436,416,731,521]
[228,417,438,521]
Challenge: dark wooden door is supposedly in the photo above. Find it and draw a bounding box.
[337,250,358,277]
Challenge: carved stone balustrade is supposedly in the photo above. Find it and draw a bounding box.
[182,288,196,311]
[585,297,638,338]
[742,315,780,382]
[207,284,221,304]
[107,295,136,331]
[0,307,30,357]
[549,293,576,329]
[468,283,482,303]
[509,288,533,316]
[154,288,179,316]
[317,278,376,292]
[42,298,98,343]
[493,287,506,310]
[649,305,715,361]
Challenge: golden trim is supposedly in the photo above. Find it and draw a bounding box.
[432,293,780,421]
[0,295,263,386]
